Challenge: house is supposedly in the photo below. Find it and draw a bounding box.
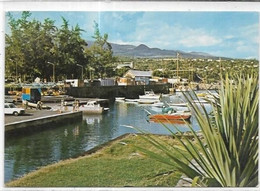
[65,79,84,87]
[116,62,134,69]
[124,70,153,85]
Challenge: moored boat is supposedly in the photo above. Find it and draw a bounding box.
[137,99,157,104]
[151,102,165,107]
[115,97,125,101]
[79,101,109,114]
[149,106,191,120]
[168,102,188,107]
[150,118,188,124]
[139,90,161,100]
[149,112,191,121]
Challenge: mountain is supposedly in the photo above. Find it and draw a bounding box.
[110,43,218,59]
[87,41,218,59]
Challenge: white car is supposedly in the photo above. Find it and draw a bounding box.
[4,103,25,116]
[5,95,17,103]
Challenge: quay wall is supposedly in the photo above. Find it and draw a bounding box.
[5,111,82,135]
[66,84,171,99]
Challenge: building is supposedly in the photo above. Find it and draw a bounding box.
[116,62,134,69]
[124,70,153,85]
[65,79,84,87]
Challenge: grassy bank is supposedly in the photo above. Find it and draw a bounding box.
[7,134,189,187]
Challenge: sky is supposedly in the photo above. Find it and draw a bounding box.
[5,11,259,59]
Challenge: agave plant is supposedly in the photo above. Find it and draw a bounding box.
[134,74,258,187]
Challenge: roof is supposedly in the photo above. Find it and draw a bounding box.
[125,70,152,78]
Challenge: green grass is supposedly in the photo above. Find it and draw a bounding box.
[6,134,186,187]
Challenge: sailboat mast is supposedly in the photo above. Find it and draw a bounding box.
[177,52,179,78]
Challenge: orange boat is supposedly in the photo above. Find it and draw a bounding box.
[149,112,191,121]
[150,118,188,124]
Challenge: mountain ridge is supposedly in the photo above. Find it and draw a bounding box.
[110,42,221,59]
[87,40,221,59]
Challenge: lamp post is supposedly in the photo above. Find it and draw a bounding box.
[47,62,55,83]
[89,67,94,80]
[76,64,83,80]
[9,59,17,83]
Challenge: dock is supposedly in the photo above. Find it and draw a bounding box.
[5,110,82,135]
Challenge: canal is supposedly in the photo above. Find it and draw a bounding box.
[5,94,212,183]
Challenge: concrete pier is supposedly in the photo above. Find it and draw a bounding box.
[5,111,82,135]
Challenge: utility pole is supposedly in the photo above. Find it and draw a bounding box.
[177,52,179,78]
[47,62,55,83]
[192,62,194,82]
[76,64,83,80]
[9,59,18,83]
[219,57,222,71]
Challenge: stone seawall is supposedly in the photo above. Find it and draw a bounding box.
[66,84,171,99]
[5,111,82,135]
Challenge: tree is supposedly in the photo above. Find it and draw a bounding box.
[6,12,88,82]
[54,17,88,80]
[86,21,115,78]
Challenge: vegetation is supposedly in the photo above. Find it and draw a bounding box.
[6,134,189,187]
[135,74,258,187]
[132,58,258,83]
[5,11,116,82]
[85,22,116,79]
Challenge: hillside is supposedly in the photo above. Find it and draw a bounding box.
[87,41,219,59]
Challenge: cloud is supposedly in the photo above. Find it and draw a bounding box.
[179,32,222,47]
[126,16,222,49]
[224,35,234,40]
[231,24,259,45]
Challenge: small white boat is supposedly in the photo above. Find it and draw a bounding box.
[125,99,139,104]
[115,97,125,101]
[171,106,190,112]
[79,101,109,114]
[151,102,165,108]
[137,99,157,104]
[139,90,161,100]
[168,102,188,107]
[125,99,138,102]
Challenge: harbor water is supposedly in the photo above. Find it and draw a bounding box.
[5,94,212,183]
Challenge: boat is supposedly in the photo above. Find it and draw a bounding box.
[125,99,138,103]
[150,118,188,124]
[168,102,188,107]
[151,102,165,108]
[139,90,161,100]
[79,101,109,114]
[115,97,125,101]
[22,100,51,109]
[149,106,191,121]
[137,99,157,104]
[149,112,191,121]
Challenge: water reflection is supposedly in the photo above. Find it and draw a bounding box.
[83,114,102,125]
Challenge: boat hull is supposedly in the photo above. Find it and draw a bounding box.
[81,108,103,114]
[137,99,156,104]
[150,118,188,124]
[139,95,161,100]
[149,113,191,120]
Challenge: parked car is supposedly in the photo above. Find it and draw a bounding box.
[5,95,17,103]
[4,103,25,116]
